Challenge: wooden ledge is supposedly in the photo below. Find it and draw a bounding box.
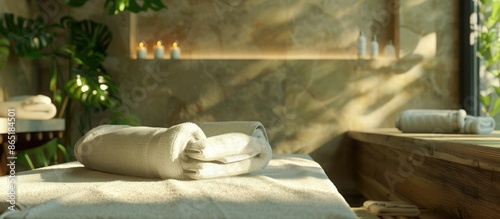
[347,128,500,219]
[347,128,500,172]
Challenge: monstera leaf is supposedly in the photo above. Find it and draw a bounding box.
[64,72,121,110]
[0,37,9,70]
[0,13,54,59]
[55,17,119,110]
[105,0,166,15]
[59,17,112,70]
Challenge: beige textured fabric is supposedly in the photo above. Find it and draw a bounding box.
[74,122,272,180]
[0,155,357,219]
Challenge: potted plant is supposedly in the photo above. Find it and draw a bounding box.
[0,0,166,168]
[478,0,500,120]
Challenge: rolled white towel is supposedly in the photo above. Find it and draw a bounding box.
[395,109,467,133]
[74,123,203,179]
[461,115,495,134]
[0,95,57,120]
[74,123,272,180]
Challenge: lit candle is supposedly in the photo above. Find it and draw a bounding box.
[137,41,147,59]
[170,41,181,59]
[154,40,164,59]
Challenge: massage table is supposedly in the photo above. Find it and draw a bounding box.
[0,154,356,219]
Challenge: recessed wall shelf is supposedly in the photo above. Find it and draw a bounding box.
[129,0,399,60]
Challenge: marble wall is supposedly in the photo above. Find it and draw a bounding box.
[28,0,458,193]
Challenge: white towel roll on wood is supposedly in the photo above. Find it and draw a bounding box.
[461,115,495,134]
[395,109,467,133]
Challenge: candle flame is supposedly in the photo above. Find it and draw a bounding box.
[173,42,178,48]
[139,42,144,48]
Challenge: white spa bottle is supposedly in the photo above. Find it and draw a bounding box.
[384,40,395,58]
[370,35,379,59]
[358,31,366,58]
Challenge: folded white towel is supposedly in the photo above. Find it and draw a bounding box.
[395,109,467,133]
[461,115,495,134]
[363,200,420,217]
[194,121,270,163]
[74,123,272,180]
[183,133,272,179]
[0,95,57,120]
[198,121,269,142]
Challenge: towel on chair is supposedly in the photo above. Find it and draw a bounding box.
[74,122,272,180]
[0,95,57,120]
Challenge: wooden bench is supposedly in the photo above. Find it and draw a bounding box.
[0,118,65,175]
[347,128,500,219]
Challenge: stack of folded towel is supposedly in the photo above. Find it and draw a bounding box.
[0,95,57,120]
[395,109,496,134]
[74,121,272,180]
[363,200,420,218]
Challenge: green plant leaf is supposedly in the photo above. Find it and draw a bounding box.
[56,143,71,163]
[490,98,500,117]
[493,85,500,96]
[490,69,500,77]
[0,13,54,59]
[487,0,500,28]
[64,72,121,110]
[480,93,492,107]
[0,37,9,70]
[16,138,62,169]
[104,0,166,15]
[482,86,500,117]
[49,61,64,105]
[480,0,491,6]
[59,17,112,70]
